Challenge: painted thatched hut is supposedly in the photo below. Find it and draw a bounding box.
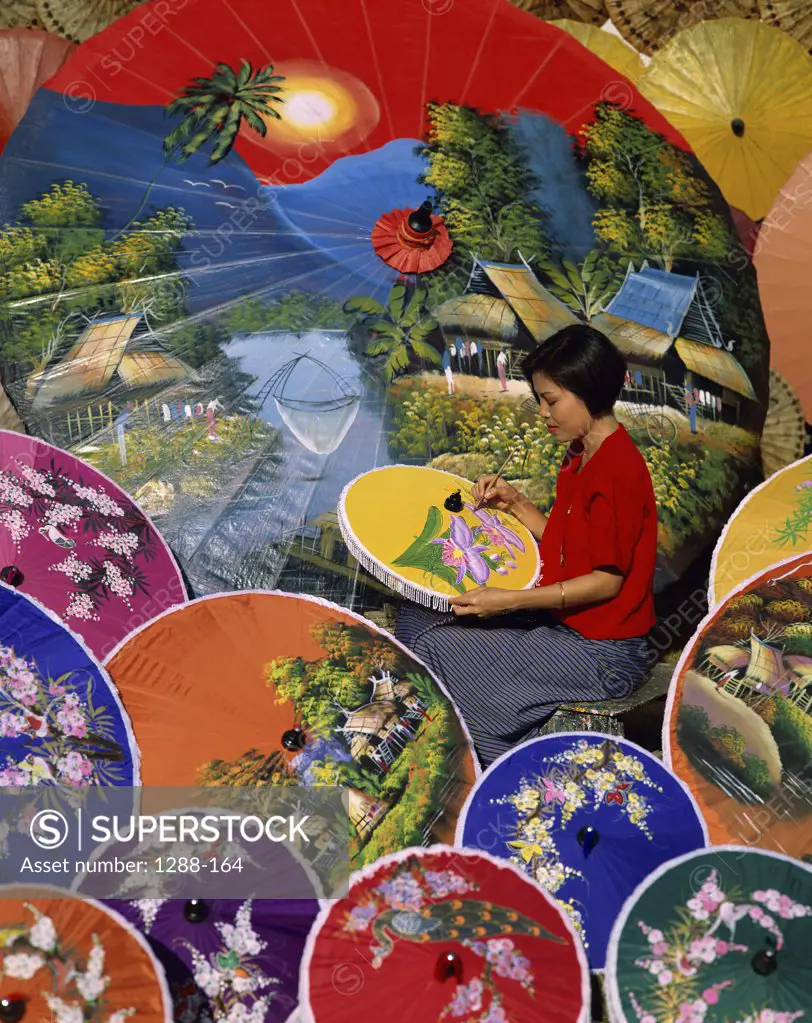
[593,263,756,425]
[434,255,578,365]
[29,312,192,409]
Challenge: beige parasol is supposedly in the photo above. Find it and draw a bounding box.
[759,0,812,52]
[36,0,143,42]
[606,0,759,56]
[0,0,42,29]
[761,370,807,479]
[508,0,607,26]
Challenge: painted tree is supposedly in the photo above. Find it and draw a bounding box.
[164,59,284,164]
[114,60,285,237]
[0,182,200,375]
[418,102,549,263]
[534,250,625,320]
[219,291,355,334]
[579,103,735,272]
[311,621,404,681]
[197,748,295,786]
[344,281,441,382]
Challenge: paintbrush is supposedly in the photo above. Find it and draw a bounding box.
[473,449,515,512]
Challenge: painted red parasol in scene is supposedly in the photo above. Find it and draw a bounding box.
[372,201,453,274]
[300,845,590,1023]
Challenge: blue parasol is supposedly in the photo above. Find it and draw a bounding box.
[0,580,139,789]
[455,732,708,970]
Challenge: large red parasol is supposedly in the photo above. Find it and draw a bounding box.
[0,0,770,608]
[300,845,590,1023]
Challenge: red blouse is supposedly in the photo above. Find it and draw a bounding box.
[537,424,657,640]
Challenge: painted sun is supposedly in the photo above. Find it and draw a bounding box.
[248,60,380,159]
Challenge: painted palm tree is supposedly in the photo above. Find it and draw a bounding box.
[163,58,284,164]
[114,60,284,238]
[344,281,441,382]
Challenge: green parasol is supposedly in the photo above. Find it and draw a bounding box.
[605,846,812,1023]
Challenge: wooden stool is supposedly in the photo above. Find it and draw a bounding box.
[536,662,673,738]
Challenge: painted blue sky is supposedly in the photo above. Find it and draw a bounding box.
[0,90,597,314]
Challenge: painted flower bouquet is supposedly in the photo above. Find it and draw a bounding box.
[626,872,812,1023]
[0,642,125,788]
[393,503,526,593]
[0,902,135,1023]
[494,739,664,952]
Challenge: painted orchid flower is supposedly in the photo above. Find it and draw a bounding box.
[466,504,526,555]
[433,516,490,585]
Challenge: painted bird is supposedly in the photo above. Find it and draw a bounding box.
[365,898,565,968]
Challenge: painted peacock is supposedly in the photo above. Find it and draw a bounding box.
[367,898,565,967]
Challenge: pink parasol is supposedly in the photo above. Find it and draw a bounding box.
[0,430,186,659]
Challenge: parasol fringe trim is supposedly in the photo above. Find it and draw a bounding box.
[336,464,539,612]
[337,503,451,612]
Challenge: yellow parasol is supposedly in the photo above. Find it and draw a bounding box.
[551,19,643,82]
[605,0,757,56]
[636,18,812,220]
[760,370,807,480]
[709,454,812,605]
[507,0,607,26]
[759,0,812,53]
[338,465,540,609]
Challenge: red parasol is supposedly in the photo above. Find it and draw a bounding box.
[0,0,770,610]
[372,201,453,274]
[300,845,589,1023]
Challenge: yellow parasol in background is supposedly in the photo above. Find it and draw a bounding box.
[709,454,812,605]
[507,0,607,26]
[605,0,757,56]
[637,17,812,220]
[551,19,644,82]
[759,0,812,53]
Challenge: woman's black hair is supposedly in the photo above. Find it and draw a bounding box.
[520,323,627,416]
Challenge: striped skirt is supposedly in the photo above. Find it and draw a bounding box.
[395,605,652,768]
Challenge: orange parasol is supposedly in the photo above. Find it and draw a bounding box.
[104,590,478,867]
[0,884,171,1021]
[754,147,812,420]
[664,551,812,860]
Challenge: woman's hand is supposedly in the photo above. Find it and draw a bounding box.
[449,587,517,618]
[472,475,523,512]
